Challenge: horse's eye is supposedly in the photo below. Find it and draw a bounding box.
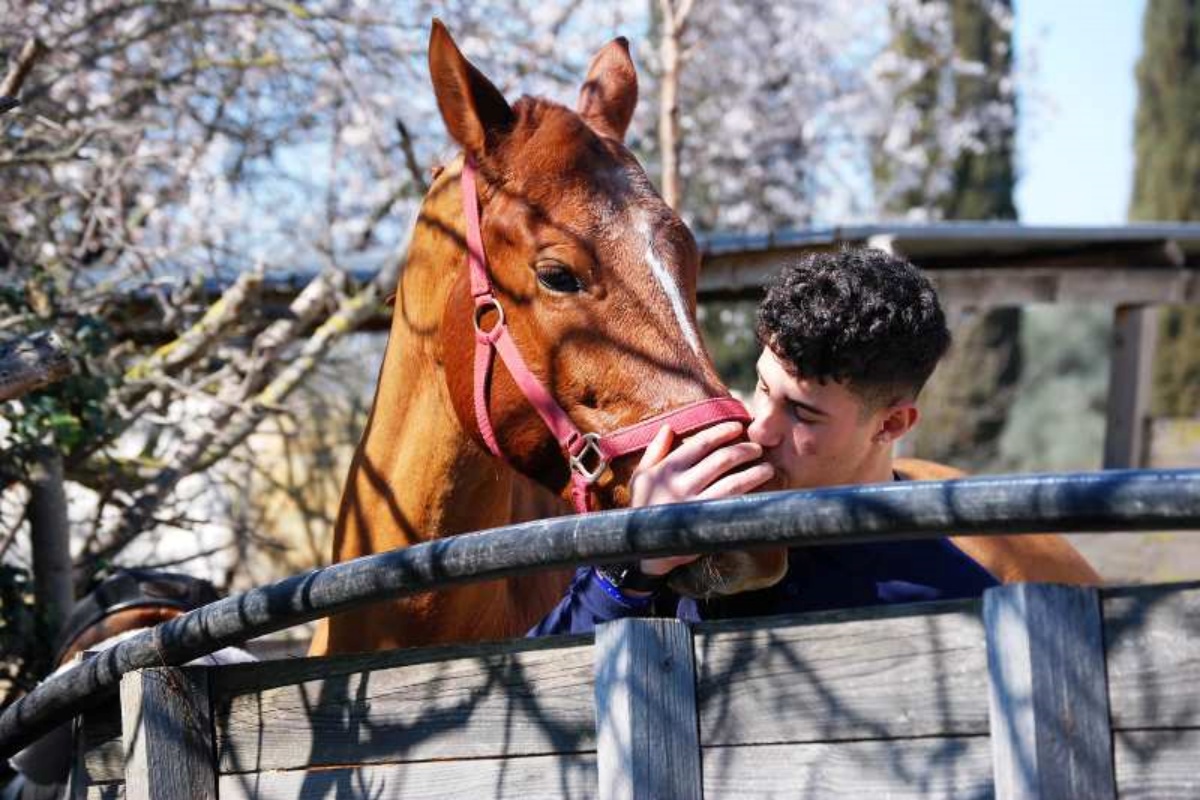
[536,265,585,294]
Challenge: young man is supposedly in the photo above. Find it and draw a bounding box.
[530,246,1097,636]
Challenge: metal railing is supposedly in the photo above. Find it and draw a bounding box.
[2,467,1200,758]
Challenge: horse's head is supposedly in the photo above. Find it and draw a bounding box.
[426,21,786,597]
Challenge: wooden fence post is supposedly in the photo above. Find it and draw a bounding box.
[984,584,1116,800]
[1104,304,1157,468]
[594,618,702,800]
[120,667,215,800]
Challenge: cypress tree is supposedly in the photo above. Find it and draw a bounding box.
[889,0,1024,471]
[942,0,1017,220]
[1130,0,1200,417]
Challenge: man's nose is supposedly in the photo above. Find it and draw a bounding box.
[747,403,783,448]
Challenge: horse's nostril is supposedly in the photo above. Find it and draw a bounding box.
[579,389,599,410]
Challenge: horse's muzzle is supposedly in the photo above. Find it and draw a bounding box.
[667,547,790,599]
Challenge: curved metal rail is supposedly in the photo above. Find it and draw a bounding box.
[3,468,1200,757]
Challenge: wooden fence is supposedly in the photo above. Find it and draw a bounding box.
[72,580,1200,799]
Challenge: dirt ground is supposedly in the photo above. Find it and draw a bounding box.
[1069,531,1200,586]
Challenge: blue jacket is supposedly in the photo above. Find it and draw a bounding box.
[528,538,998,636]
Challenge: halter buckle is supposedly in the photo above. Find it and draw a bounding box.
[473,297,505,336]
[569,432,608,484]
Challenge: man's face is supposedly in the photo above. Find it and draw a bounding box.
[746,348,887,489]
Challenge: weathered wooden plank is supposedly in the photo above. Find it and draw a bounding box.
[701,737,994,798]
[120,667,215,800]
[1103,583,1200,729]
[984,584,1115,800]
[216,643,595,774]
[215,753,597,799]
[695,600,989,746]
[594,618,702,800]
[1113,728,1200,799]
[1104,305,1158,468]
[211,633,590,698]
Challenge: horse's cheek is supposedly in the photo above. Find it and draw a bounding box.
[440,273,480,437]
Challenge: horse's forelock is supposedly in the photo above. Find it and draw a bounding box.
[494,98,640,197]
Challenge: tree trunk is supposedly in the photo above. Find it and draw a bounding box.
[657,0,693,211]
[28,446,74,644]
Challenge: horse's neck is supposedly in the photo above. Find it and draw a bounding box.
[328,318,566,645]
[335,173,515,554]
[323,164,573,650]
[339,366,514,553]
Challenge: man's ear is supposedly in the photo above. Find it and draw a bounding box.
[428,19,515,157]
[874,403,919,444]
[577,37,638,141]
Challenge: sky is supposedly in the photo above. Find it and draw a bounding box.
[1014,0,1147,225]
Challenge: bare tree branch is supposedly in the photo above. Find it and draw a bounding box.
[0,38,48,99]
[0,331,73,402]
[657,0,687,210]
[75,262,395,576]
[352,118,424,252]
[122,268,263,389]
[193,282,386,472]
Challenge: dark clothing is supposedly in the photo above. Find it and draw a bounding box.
[528,538,999,637]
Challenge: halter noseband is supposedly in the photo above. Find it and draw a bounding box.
[462,157,750,513]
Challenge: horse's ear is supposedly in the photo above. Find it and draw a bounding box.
[428,19,515,156]
[577,37,638,142]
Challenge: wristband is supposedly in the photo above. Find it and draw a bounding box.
[593,562,666,596]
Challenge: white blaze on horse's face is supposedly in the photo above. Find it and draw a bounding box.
[637,213,703,357]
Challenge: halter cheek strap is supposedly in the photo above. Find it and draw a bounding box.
[461,157,751,513]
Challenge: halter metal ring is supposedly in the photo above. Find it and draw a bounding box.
[473,297,505,335]
[569,432,608,484]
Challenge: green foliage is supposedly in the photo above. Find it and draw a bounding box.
[875,0,1016,219]
[1153,307,1200,417]
[1130,0,1200,418]
[0,565,42,703]
[0,280,118,466]
[1130,0,1200,222]
[889,0,1024,471]
[912,307,1023,471]
[942,0,1017,221]
[997,307,1111,472]
[697,299,761,395]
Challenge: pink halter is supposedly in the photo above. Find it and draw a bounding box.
[462,157,751,513]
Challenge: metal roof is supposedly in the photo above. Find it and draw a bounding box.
[697,222,1200,258]
[696,223,1200,307]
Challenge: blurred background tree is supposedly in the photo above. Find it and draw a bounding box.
[1130,0,1200,418]
[872,0,1025,472]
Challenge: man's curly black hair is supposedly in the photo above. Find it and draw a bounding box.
[756,246,951,409]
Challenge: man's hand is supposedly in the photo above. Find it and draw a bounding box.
[630,421,774,582]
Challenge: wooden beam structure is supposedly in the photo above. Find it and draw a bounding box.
[1105,305,1159,468]
[100,224,1200,343]
[695,223,1200,306]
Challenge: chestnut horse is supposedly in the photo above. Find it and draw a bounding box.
[311,22,788,655]
[898,458,1100,584]
[312,23,1097,656]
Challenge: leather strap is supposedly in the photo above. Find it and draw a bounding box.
[461,157,750,513]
